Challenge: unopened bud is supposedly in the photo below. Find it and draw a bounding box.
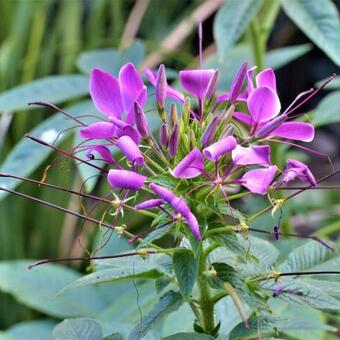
[255,114,287,139]
[206,70,220,100]
[201,115,221,147]
[134,101,149,138]
[221,124,235,138]
[169,124,179,158]
[170,103,178,127]
[182,97,191,124]
[189,129,196,149]
[229,62,248,104]
[159,123,169,147]
[156,64,167,108]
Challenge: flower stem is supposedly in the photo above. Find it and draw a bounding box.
[249,18,265,71]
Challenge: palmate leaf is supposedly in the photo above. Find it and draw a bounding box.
[53,318,102,340]
[213,0,262,59]
[172,249,197,298]
[0,261,107,318]
[137,223,174,249]
[128,290,183,340]
[281,0,340,66]
[0,75,88,113]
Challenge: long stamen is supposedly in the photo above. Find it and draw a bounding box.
[25,134,108,173]
[28,250,158,269]
[282,88,314,115]
[276,185,340,190]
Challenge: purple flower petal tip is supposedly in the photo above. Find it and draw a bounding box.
[90,68,123,118]
[241,166,277,195]
[134,101,150,138]
[136,199,165,210]
[185,212,202,240]
[232,145,271,166]
[203,136,237,161]
[179,69,215,99]
[229,62,248,103]
[270,122,315,142]
[108,169,146,191]
[172,148,204,179]
[85,145,115,164]
[116,135,144,166]
[247,86,281,123]
[256,68,277,92]
[79,122,115,139]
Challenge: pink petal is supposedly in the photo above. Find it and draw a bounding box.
[136,199,165,210]
[241,166,277,195]
[108,169,146,191]
[232,111,252,125]
[119,63,145,117]
[185,212,202,241]
[79,122,115,139]
[247,86,281,124]
[269,122,315,142]
[90,68,123,118]
[171,148,204,179]
[116,135,144,166]
[232,145,271,166]
[179,69,215,99]
[203,136,237,161]
[256,68,277,92]
[246,66,257,94]
[109,116,141,144]
[282,159,316,186]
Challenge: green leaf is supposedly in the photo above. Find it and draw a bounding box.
[262,277,340,310]
[172,249,197,298]
[0,320,57,340]
[266,44,312,69]
[304,279,340,296]
[76,41,145,74]
[210,231,246,257]
[128,290,183,340]
[53,318,102,340]
[0,100,92,201]
[281,0,340,66]
[0,260,107,318]
[316,76,340,89]
[62,258,165,291]
[311,90,340,126]
[278,241,336,272]
[137,223,173,249]
[0,75,88,113]
[162,333,214,340]
[213,0,262,59]
[217,202,245,222]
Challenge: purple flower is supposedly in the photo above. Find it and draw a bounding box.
[134,101,149,138]
[241,166,277,195]
[136,199,165,210]
[232,145,271,166]
[281,159,316,186]
[203,136,237,161]
[90,64,147,124]
[85,145,115,164]
[149,183,201,240]
[172,148,204,179]
[156,64,167,108]
[116,135,144,166]
[159,123,169,147]
[179,69,215,99]
[205,70,220,100]
[144,68,185,103]
[169,124,179,158]
[273,283,283,297]
[108,169,146,191]
[109,116,141,144]
[80,122,115,139]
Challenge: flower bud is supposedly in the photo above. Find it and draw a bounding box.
[189,129,196,149]
[108,169,146,191]
[134,101,149,138]
[169,124,179,158]
[221,124,235,138]
[170,103,178,127]
[203,136,237,161]
[201,115,221,147]
[255,114,287,139]
[159,123,169,147]
[136,199,165,210]
[229,62,248,103]
[182,97,191,124]
[205,70,220,100]
[156,64,167,108]
[116,135,144,166]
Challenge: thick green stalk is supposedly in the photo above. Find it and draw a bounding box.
[249,18,265,71]
[197,244,215,334]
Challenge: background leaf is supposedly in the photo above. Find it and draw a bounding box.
[281,0,340,66]
[311,90,340,126]
[53,318,102,340]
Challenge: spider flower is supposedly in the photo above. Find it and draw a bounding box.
[172,148,204,179]
[281,159,316,186]
[108,169,146,191]
[149,183,201,240]
[241,166,277,195]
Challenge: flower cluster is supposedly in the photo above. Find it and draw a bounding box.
[78,61,317,241]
